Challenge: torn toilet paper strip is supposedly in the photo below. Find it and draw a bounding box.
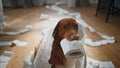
[0,21,7,31]
[0,21,7,28]
[46,5,69,14]
[87,57,115,68]
[0,51,13,68]
[39,14,50,20]
[33,27,54,68]
[23,51,34,68]
[0,25,32,35]
[97,32,115,40]
[76,19,96,32]
[84,38,115,46]
[84,32,115,46]
[0,40,28,46]
[54,2,65,6]
[60,39,85,59]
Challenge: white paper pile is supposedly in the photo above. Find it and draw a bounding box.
[46,5,69,14]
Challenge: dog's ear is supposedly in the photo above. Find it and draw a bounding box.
[52,22,60,38]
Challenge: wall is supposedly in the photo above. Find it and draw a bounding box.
[45,0,68,4]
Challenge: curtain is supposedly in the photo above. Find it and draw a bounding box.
[32,0,45,7]
[2,0,91,8]
[76,0,90,6]
[88,0,98,6]
[2,0,100,8]
[0,0,4,22]
[115,0,120,9]
[18,0,34,8]
[2,0,33,8]
[2,0,45,8]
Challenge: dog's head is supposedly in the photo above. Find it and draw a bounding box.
[53,18,80,41]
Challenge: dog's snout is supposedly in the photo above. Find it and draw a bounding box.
[70,34,80,40]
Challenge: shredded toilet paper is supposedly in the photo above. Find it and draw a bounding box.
[23,5,116,68]
[39,14,50,20]
[87,57,115,68]
[0,21,7,27]
[46,5,69,14]
[84,38,115,46]
[23,51,34,68]
[0,40,28,46]
[84,32,115,46]
[33,27,54,68]
[0,25,32,35]
[97,32,114,40]
[0,21,7,31]
[54,2,65,6]
[0,51,13,68]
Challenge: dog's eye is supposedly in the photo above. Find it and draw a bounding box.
[63,26,67,30]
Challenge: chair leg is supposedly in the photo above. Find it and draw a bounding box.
[105,0,114,22]
[95,0,101,16]
[112,0,115,16]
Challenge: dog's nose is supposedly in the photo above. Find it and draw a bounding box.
[71,34,80,40]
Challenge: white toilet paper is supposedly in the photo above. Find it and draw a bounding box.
[0,51,13,68]
[0,25,32,35]
[60,39,85,59]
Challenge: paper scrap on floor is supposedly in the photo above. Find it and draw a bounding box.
[0,40,28,46]
[0,51,13,68]
[87,57,114,68]
[23,50,34,68]
[0,25,32,35]
[0,21,7,31]
[39,14,50,20]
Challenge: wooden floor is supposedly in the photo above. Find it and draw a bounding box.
[0,5,120,68]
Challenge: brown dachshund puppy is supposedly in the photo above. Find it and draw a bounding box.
[49,18,80,68]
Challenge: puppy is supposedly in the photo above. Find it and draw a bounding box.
[49,18,81,68]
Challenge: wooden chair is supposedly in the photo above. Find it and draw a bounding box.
[95,0,115,22]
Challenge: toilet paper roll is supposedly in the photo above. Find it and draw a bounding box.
[60,39,85,59]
